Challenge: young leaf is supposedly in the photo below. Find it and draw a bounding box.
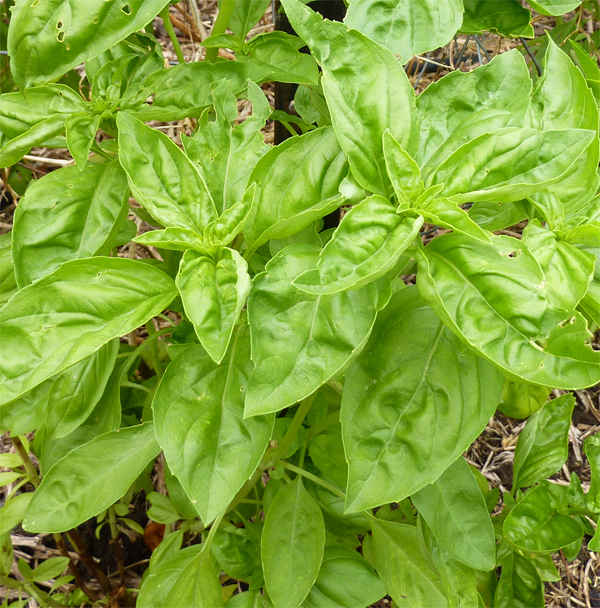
[168,548,224,608]
[293,196,423,294]
[12,159,129,287]
[242,126,349,255]
[0,257,176,406]
[344,0,464,60]
[134,227,206,253]
[24,423,160,533]
[429,128,596,204]
[245,245,391,417]
[117,112,217,232]
[382,130,425,208]
[30,557,69,583]
[371,517,446,607]
[494,550,544,608]
[262,477,326,608]
[65,113,101,170]
[176,248,251,364]
[504,483,583,552]
[416,233,600,389]
[412,457,496,571]
[182,80,269,214]
[228,0,271,39]
[0,493,33,535]
[528,0,582,16]
[342,286,503,512]
[282,0,416,196]
[513,393,575,489]
[153,336,274,524]
[461,0,534,38]
[496,380,551,419]
[212,522,262,583]
[8,0,171,88]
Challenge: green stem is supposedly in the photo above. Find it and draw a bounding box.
[281,462,345,499]
[108,506,126,585]
[306,410,340,440]
[11,437,40,487]
[204,509,226,550]
[160,6,186,64]
[121,381,151,393]
[298,440,307,469]
[121,326,171,378]
[205,0,238,62]
[145,321,164,378]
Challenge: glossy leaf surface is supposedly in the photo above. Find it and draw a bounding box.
[495,551,544,608]
[461,0,533,37]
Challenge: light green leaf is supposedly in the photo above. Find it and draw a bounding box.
[513,393,575,490]
[344,0,464,60]
[504,483,583,552]
[383,129,424,209]
[7,0,170,88]
[461,0,534,37]
[302,539,386,608]
[24,423,160,533]
[0,257,176,406]
[309,427,347,487]
[497,379,551,419]
[283,0,416,196]
[0,379,52,437]
[117,112,217,231]
[469,200,528,232]
[416,233,600,389]
[12,159,129,287]
[528,0,582,16]
[262,477,325,608]
[30,557,69,582]
[342,286,503,512]
[146,492,180,524]
[177,248,251,364]
[0,233,18,307]
[0,493,33,535]
[153,336,274,524]
[246,245,390,417]
[412,457,496,571]
[293,196,423,294]
[494,550,544,608]
[416,50,532,170]
[242,126,349,255]
[371,518,447,608]
[229,0,270,39]
[584,434,600,513]
[205,191,254,247]
[134,227,206,253]
[182,80,269,214]
[65,113,100,170]
[430,127,596,204]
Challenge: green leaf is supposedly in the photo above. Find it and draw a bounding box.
[513,394,575,488]
[309,427,348,487]
[65,113,101,170]
[134,227,206,253]
[245,245,390,417]
[0,257,176,406]
[0,233,18,307]
[283,0,416,196]
[153,335,274,524]
[371,518,447,608]
[504,483,583,552]
[412,457,496,571]
[165,547,224,608]
[293,196,423,294]
[12,159,129,287]
[182,80,269,215]
[147,492,181,524]
[461,0,534,37]
[497,380,551,419]
[416,233,600,389]
[302,538,386,608]
[213,521,262,583]
[242,126,349,255]
[430,127,596,204]
[584,434,600,512]
[494,550,544,608]
[0,493,33,535]
[177,249,251,364]
[30,557,69,582]
[7,0,171,88]
[0,379,52,437]
[528,0,582,16]
[344,0,464,60]
[342,286,503,512]
[416,50,532,171]
[24,423,160,533]
[262,477,325,608]
[469,201,528,232]
[44,340,119,440]
[117,112,217,231]
[229,0,270,39]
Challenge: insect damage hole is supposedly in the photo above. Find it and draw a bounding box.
[56,20,63,29]
[122,3,132,14]
[57,31,65,42]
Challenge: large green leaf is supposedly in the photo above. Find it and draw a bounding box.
[0,233,18,307]
[168,548,224,608]
[371,518,447,607]
[177,249,251,364]
[416,233,600,389]
[12,160,128,288]
[342,286,503,512]
[0,257,176,406]
[430,127,596,204]
[153,335,273,524]
[344,0,463,60]
[302,539,386,608]
[117,112,216,231]
[567,223,600,325]
[416,50,532,170]
[8,0,170,88]
[246,245,390,417]
[283,0,416,196]
[412,457,496,571]
[512,393,575,490]
[293,196,423,294]
[228,0,270,39]
[528,0,582,16]
[262,477,325,608]
[504,483,583,552]
[461,0,534,37]
[494,550,544,608]
[182,80,269,215]
[24,423,160,533]
[242,126,349,255]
